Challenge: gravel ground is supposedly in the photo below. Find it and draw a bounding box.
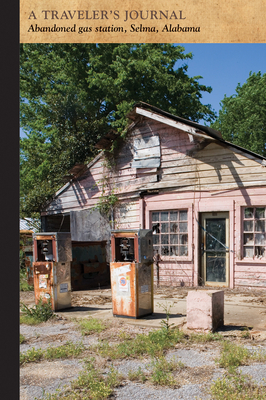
[20,289,266,399]
[20,316,266,400]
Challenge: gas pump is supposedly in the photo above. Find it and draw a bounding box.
[110,229,154,318]
[32,232,72,311]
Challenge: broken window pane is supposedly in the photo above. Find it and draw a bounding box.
[206,253,226,282]
[152,223,160,234]
[161,246,169,255]
[170,246,179,256]
[170,222,178,233]
[244,220,253,232]
[255,208,265,219]
[151,210,188,257]
[170,234,178,244]
[244,233,254,245]
[170,211,178,221]
[180,210,188,221]
[244,208,254,218]
[153,246,160,256]
[255,246,265,257]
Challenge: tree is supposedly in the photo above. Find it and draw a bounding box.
[20,43,216,217]
[212,72,266,157]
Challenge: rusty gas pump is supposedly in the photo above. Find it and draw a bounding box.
[32,232,72,311]
[110,229,154,318]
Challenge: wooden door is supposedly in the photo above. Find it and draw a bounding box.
[200,212,229,287]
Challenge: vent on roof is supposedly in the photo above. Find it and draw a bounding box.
[132,135,161,169]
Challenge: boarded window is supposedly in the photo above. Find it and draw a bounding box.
[152,210,188,257]
[243,207,266,259]
[132,135,161,168]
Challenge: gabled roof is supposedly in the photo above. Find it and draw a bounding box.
[41,103,266,211]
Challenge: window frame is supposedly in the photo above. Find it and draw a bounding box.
[242,206,266,260]
[148,204,193,261]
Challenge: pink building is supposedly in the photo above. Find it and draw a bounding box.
[41,103,266,289]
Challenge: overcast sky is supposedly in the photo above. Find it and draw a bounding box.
[20,43,266,137]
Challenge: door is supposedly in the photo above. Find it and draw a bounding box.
[200,212,229,287]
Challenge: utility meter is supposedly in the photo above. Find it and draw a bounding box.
[110,229,153,318]
[32,232,72,311]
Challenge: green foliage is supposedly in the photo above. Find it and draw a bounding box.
[212,71,266,157]
[158,302,176,333]
[20,298,54,323]
[20,334,26,344]
[128,367,147,383]
[216,341,250,370]
[20,43,215,217]
[150,356,183,387]
[42,359,123,400]
[20,347,43,364]
[96,327,185,359]
[210,370,266,400]
[77,318,106,335]
[20,341,84,365]
[45,341,84,360]
[189,332,224,343]
[20,268,34,292]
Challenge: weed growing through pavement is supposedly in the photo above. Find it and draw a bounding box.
[241,327,251,339]
[20,334,26,344]
[96,328,186,360]
[210,369,266,400]
[216,341,250,370]
[189,332,224,343]
[128,366,147,383]
[77,318,106,335]
[41,358,123,400]
[150,356,184,387]
[20,298,54,324]
[20,341,84,365]
[157,302,175,334]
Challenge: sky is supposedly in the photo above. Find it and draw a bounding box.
[179,43,266,123]
[20,43,266,137]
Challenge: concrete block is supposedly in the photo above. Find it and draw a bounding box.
[187,290,224,332]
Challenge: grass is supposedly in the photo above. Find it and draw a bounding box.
[20,334,26,344]
[77,318,106,335]
[217,341,251,370]
[20,298,54,324]
[20,341,84,365]
[150,356,184,387]
[128,367,147,383]
[189,332,224,343]
[40,359,123,400]
[210,370,266,400]
[96,327,186,360]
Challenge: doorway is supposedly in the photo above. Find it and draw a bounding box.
[200,212,229,287]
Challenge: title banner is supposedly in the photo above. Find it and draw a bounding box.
[20,0,266,43]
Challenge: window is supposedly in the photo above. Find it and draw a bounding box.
[243,207,266,259]
[152,210,188,257]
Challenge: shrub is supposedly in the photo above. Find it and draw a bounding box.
[20,298,54,324]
